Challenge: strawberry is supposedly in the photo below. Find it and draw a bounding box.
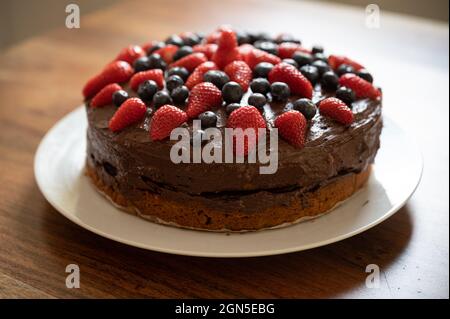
[212,28,242,69]
[141,40,158,53]
[339,73,380,99]
[224,60,253,91]
[150,104,188,141]
[226,105,267,156]
[238,44,255,60]
[169,53,208,72]
[277,42,312,59]
[186,82,222,118]
[90,83,122,107]
[193,43,218,60]
[82,60,134,99]
[268,62,313,99]
[130,69,164,91]
[319,97,354,125]
[274,110,307,148]
[115,45,145,64]
[244,48,281,69]
[186,61,218,89]
[109,98,147,132]
[329,55,364,71]
[153,44,178,63]
[205,31,221,44]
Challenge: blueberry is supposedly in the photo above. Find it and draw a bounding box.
[253,62,274,78]
[254,40,278,55]
[166,75,184,92]
[236,31,251,45]
[313,53,328,63]
[137,80,158,102]
[133,56,151,72]
[171,85,190,104]
[321,71,339,91]
[148,53,167,70]
[147,41,165,55]
[167,67,190,81]
[248,32,271,43]
[336,64,355,77]
[173,46,193,61]
[300,65,320,85]
[275,34,301,44]
[165,34,184,47]
[152,90,172,108]
[282,58,298,69]
[250,78,270,95]
[182,34,201,47]
[248,93,267,108]
[311,60,331,75]
[199,111,217,128]
[226,103,241,114]
[292,52,313,67]
[222,81,243,103]
[336,86,356,107]
[292,98,317,120]
[112,90,129,107]
[203,70,230,89]
[357,69,373,83]
[270,82,290,102]
[312,45,324,54]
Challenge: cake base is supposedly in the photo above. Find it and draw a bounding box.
[85,162,371,232]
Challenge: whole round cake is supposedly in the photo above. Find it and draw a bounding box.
[83,26,382,232]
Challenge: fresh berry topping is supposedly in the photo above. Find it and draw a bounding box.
[278,42,301,59]
[274,33,301,44]
[236,31,251,45]
[153,90,173,109]
[311,60,331,75]
[171,85,190,104]
[270,82,291,101]
[244,48,281,69]
[82,60,134,99]
[212,28,242,69]
[199,111,218,128]
[320,71,339,91]
[313,52,328,63]
[167,67,190,81]
[250,78,270,95]
[141,40,158,53]
[165,34,184,47]
[312,45,324,54]
[90,83,122,108]
[328,55,364,71]
[173,46,194,61]
[153,44,179,64]
[109,97,147,132]
[292,98,317,120]
[336,64,355,77]
[169,52,208,72]
[137,80,158,102]
[133,56,152,72]
[146,41,165,55]
[226,105,267,156]
[335,86,356,107]
[203,70,230,90]
[237,44,255,60]
[150,104,188,141]
[268,62,313,99]
[112,90,129,107]
[248,93,267,108]
[253,62,274,78]
[115,45,145,64]
[292,51,314,68]
[185,61,218,89]
[130,69,164,91]
[166,75,184,92]
[226,103,241,114]
[179,32,201,46]
[192,43,218,60]
[147,53,167,70]
[254,40,278,55]
[224,60,253,91]
[274,110,307,148]
[186,82,222,118]
[222,81,243,104]
[282,58,298,69]
[339,73,380,99]
[319,97,354,125]
[299,65,320,85]
[357,69,373,83]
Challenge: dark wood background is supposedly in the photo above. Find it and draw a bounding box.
[0,0,448,298]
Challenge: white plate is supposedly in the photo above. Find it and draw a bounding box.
[34,107,422,257]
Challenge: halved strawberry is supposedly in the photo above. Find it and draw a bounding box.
[169,53,208,72]
[186,82,222,118]
[115,45,145,64]
[319,97,354,125]
[150,105,188,141]
[90,83,122,107]
[329,55,364,71]
[339,73,380,100]
[186,61,219,89]
[212,28,242,69]
[109,98,147,132]
[244,48,281,69]
[224,61,253,91]
[153,44,179,63]
[130,69,164,91]
[268,62,313,99]
[274,110,307,148]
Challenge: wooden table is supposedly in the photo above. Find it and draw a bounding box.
[0,0,448,298]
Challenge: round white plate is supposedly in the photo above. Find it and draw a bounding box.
[34,107,422,257]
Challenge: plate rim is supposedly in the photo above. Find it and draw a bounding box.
[34,106,423,258]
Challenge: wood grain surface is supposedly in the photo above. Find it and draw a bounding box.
[0,0,448,298]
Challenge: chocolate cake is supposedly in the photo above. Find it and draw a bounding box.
[83,26,382,232]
